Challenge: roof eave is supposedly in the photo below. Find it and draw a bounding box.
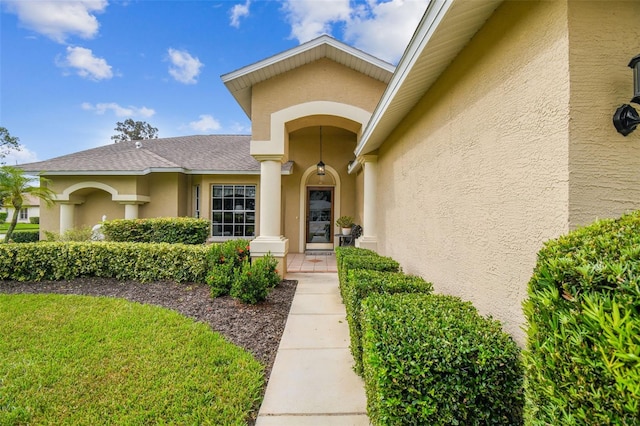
[355,0,503,157]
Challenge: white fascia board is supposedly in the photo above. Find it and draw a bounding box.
[221,35,394,84]
[355,0,453,157]
[36,168,293,176]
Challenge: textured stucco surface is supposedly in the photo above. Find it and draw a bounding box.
[251,58,387,141]
[375,0,572,342]
[567,1,640,228]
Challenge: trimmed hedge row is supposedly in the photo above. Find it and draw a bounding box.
[102,217,209,244]
[344,269,433,375]
[9,230,39,243]
[0,242,209,283]
[362,293,523,425]
[523,211,640,425]
[335,246,399,299]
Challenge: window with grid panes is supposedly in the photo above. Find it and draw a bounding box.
[211,185,256,238]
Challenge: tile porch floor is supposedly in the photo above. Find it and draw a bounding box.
[287,253,337,273]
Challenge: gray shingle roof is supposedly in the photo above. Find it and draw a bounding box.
[19,135,292,175]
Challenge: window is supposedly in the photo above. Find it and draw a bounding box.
[193,185,200,218]
[19,209,28,220]
[211,185,256,238]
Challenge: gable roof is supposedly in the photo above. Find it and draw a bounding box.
[19,135,294,176]
[354,0,503,158]
[222,35,396,118]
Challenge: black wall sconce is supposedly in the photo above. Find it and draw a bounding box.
[613,54,640,136]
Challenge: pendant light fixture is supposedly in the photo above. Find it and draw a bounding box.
[317,126,326,175]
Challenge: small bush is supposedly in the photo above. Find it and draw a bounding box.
[29,216,39,224]
[0,212,7,223]
[344,269,433,375]
[205,240,251,297]
[230,255,277,304]
[362,293,523,425]
[523,211,640,425]
[102,217,209,244]
[9,231,39,243]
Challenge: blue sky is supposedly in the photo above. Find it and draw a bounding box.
[1,0,429,165]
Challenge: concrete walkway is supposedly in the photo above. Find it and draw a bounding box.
[255,272,369,425]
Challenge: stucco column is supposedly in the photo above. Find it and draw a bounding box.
[59,203,77,234]
[250,154,289,276]
[357,154,378,251]
[122,203,140,220]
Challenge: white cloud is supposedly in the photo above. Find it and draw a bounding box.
[230,0,251,28]
[282,0,351,43]
[4,0,108,43]
[82,102,155,118]
[189,115,221,132]
[60,46,113,80]
[344,0,429,63]
[280,0,429,64]
[1,145,39,165]
[166,48,203,84]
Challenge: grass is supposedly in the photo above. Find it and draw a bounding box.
[0,293,264,425]
[0,223,39,232]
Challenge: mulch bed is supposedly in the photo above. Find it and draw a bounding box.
[0,278,298,381]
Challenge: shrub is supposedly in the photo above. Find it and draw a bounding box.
[343,269,433,375]
[523,211,640,425]
[205,240,250,297]
[0,242,209,283]
[102,217,209,244]
[45,226,93,242]
[29,216,39,224]
[0,212,6,223]
[230,255,276,304]
[338,254,399,299]
[9,231,39,243]
[362,293,523,425]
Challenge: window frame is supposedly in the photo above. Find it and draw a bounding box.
[211,184,256,240]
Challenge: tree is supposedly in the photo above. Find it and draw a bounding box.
[0,166,55,243]
[0,127,21,164]
[111,119,159,143]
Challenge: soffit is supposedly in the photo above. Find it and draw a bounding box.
[355,0,503,156]
[222,35,396,118]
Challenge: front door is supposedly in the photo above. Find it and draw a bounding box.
[306,187,334,250]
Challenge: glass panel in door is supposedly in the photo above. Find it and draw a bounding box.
[306,188,333,245]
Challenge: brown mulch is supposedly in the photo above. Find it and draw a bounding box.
[0,277,297,381]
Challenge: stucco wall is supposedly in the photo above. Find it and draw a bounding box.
[567,1,640,228]
[251,58,387,140]
[283,126,357,252]
[376,0,571,341]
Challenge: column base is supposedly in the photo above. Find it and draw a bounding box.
[250,236,289,278]
[356,236,378,252]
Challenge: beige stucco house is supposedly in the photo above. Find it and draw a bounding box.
[21,0,640,341]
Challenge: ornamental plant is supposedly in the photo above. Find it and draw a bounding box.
[523,211,640,425]
[362,293,523,425]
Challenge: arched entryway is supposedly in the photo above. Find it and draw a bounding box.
[299,165,341,252]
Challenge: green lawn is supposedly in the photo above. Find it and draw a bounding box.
[0,223,39,232]
[0,294,264,425]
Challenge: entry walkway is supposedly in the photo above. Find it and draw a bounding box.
[255,272,369,425]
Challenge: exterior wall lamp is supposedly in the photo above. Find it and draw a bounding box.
[317,126,326,175]
[613,54,640,136]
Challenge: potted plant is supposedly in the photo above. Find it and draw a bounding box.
[336,215,354,235]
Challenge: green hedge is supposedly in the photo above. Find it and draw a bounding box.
[362,293,523,425]
[102,217,209,244]
[523,211,640,425]
[335,246,379,287]
[0,212,6,223]
[344,269,433,376]
[9,230,39,243]
[29,216,39,224]
[0,242,209,283]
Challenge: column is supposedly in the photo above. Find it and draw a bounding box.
[250,154,289,276]
[122,203,140,219]
[59,203,76,234]
[357,155,378,251]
